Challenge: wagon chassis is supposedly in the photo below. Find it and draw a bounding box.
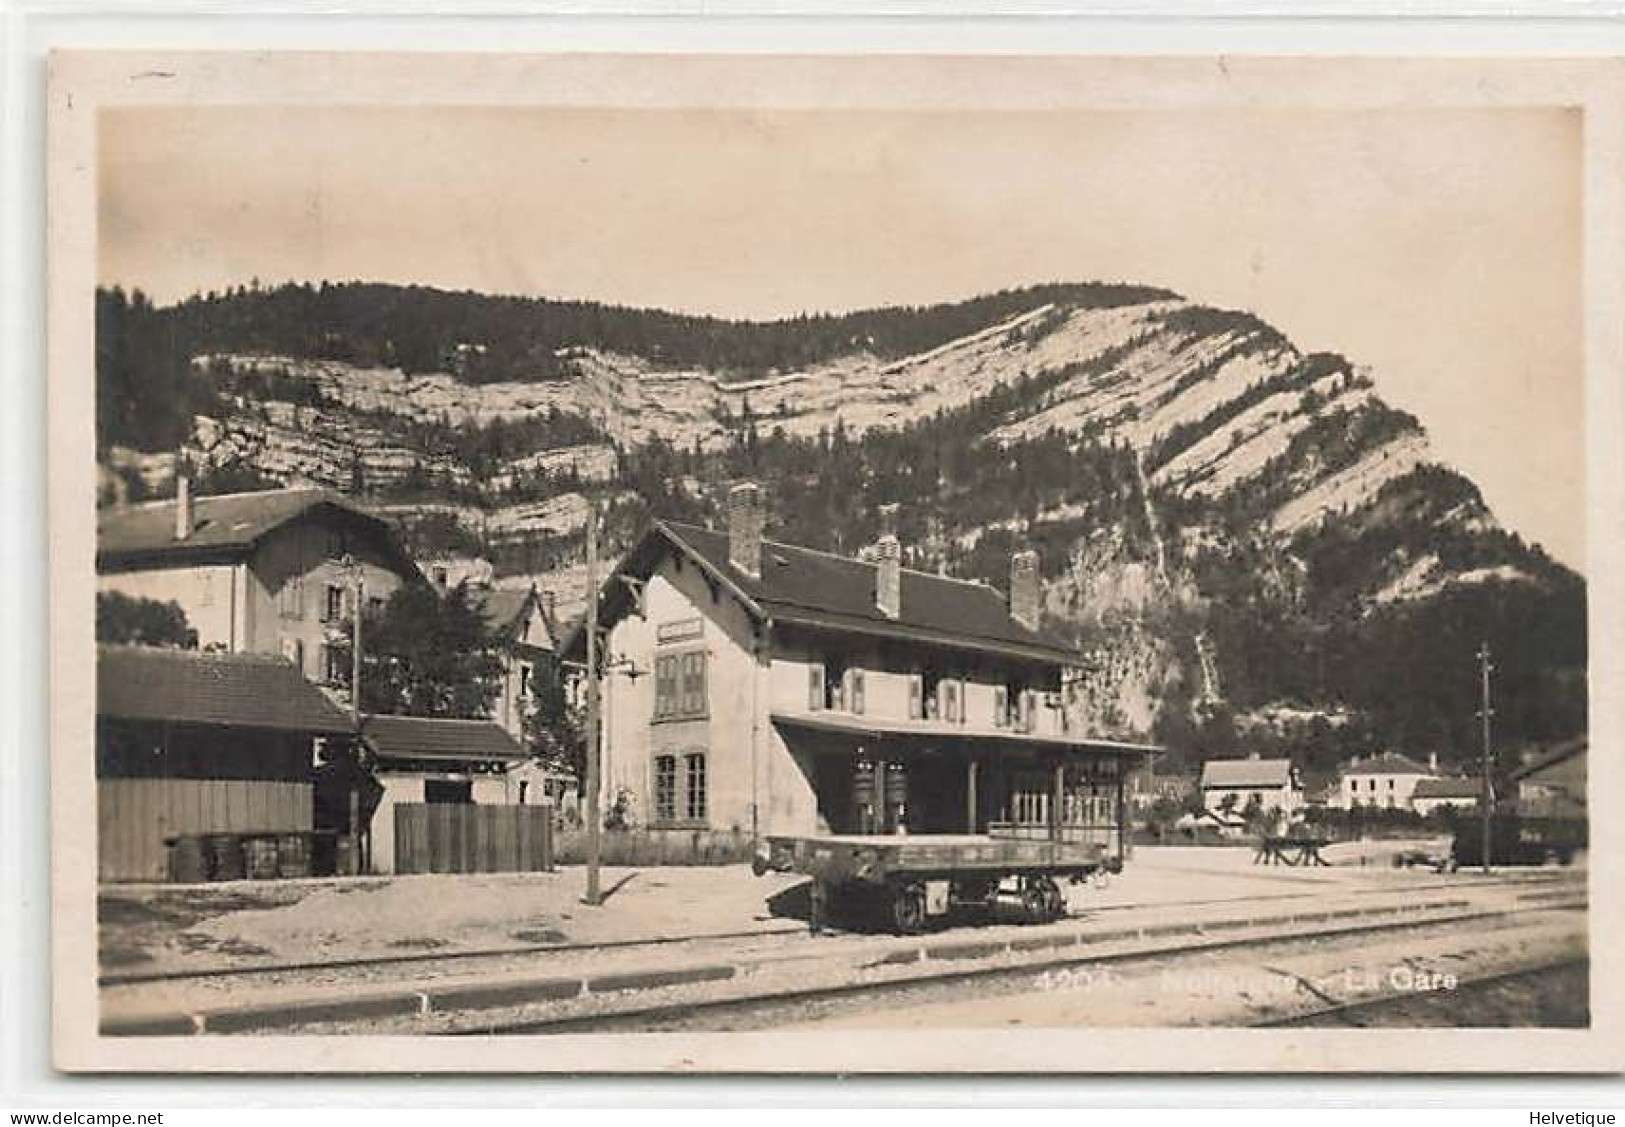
[756,832,1122,935]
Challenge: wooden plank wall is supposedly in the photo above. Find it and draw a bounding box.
[98,779,313,882]
[392,804,555,875]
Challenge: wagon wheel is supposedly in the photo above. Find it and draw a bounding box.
[889,882,928,935]
[1038,876,1066,921]
[1021,880,1051,923]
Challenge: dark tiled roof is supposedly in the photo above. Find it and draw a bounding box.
[1344,751,1432,776]
[97,645,354,734]
[1412,776,1482,800]
[468,586,552,651]
[360,714,525,763]
[1201,758,1295,789]
[97,487,418,576]
[637,521,1077,664]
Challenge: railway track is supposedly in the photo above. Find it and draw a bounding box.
[1254,956,1590,1028]
[101,868,1578,993]
[433,890,1584,1036]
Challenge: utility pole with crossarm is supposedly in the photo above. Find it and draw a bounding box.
[1477,642,1495,875]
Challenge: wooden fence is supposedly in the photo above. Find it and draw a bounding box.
[98,778,312,883]
[392,803,555,875]
[553,827,755,866]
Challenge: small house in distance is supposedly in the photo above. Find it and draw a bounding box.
[96,645,354,882]
[1334,751,1436,811]
[1510,737,1587,822]
[1410,776,1482,817]
[1198,756,1302,819]
[97,483,421,689]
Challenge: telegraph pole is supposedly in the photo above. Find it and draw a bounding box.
[342,553,365,876]
[1477,642,1494,875]
[582,503,603,906]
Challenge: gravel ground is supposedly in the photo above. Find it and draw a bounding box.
[196,881,1580,1036]
[96,841,1562,980]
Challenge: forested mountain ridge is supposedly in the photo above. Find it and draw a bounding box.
[95,281,1586,774]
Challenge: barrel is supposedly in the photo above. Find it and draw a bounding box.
[167,836,208,884]
[276,833,312,879]
[883,761,909,807]
[243,836,279,880]
[205,833,246,881]
[851,759,878,833]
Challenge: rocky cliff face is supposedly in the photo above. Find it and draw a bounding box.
[100,282,1582,753]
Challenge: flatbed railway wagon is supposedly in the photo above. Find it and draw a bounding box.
[755,829,1123,934]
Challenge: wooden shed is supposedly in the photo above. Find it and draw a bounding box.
[96,644,355,882]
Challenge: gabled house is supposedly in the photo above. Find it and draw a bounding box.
[467,584,559,742]
[1199,756,1302,818]
[569,483,1156,841]
[98,482,421,690]
[1334,751,1436,811]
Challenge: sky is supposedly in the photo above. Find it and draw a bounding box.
[99,105,1584,569]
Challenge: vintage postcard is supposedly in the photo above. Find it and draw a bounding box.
[46,49,1625,1073]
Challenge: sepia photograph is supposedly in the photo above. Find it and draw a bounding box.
[42,48,1624,1074]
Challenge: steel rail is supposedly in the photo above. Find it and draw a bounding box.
[443,897,1585,1036]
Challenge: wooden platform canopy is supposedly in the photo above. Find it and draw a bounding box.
[771,711,1159,853]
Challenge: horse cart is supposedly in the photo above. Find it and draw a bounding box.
[754,829,1121,934]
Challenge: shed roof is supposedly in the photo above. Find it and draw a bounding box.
[1412,776,1482,801]
[1344,752,1432,777]
[360,714,526,764]
[97,645,354,734]
[581,519,1079,667]
[1510,737,1588,782]
[97,487,419,577]
[1200,757,1296,789]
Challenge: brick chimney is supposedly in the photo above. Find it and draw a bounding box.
[727,481,763,578]
[875,504,902,619]
[1009,548,1040,631]
[174,464,195,541]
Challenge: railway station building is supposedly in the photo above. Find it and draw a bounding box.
[573,483,1155,846]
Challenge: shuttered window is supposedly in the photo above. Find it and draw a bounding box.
[654,651,707,721]
[808,666,826,711]
[848,669,865,715]
[908,675,923,720]
[653,755,677,822]
[993,686,1008,728]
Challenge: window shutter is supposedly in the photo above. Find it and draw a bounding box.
[850,670,865,715]
[655,655,675,719]
[1021,691,1037,732]
[993,686,1007,728]
[683,652,705,716]
[908,676,923,720]
[958,680,968,724]
[808,666,825,711]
